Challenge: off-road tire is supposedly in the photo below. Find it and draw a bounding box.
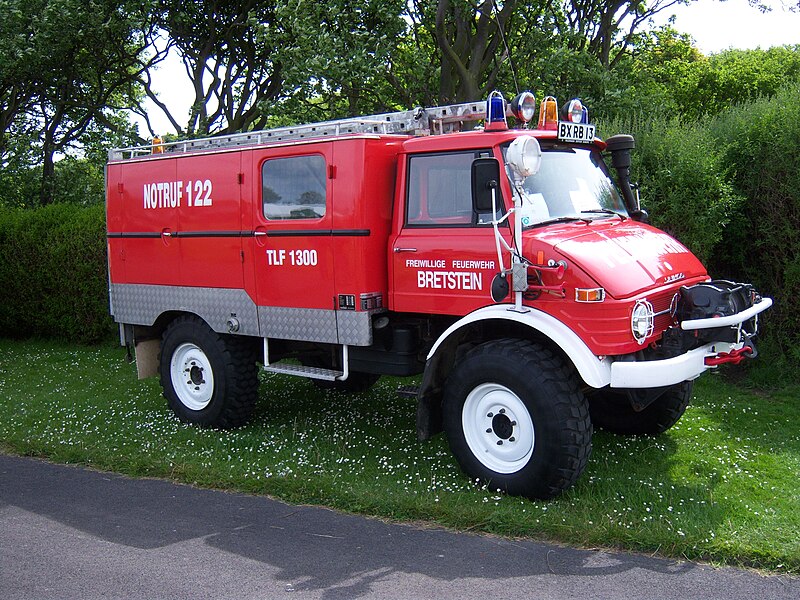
[442,339,592,500]
[589,380,693,436]
[159,315,259,428]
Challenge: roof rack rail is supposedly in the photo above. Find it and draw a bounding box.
[110,100,491,161]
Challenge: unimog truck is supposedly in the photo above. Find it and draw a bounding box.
[106,91,771,498]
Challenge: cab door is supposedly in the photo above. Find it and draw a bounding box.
[250,144,338,343]
[391,149,508,316]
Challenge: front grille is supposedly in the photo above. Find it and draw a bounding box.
[651,290,679,333]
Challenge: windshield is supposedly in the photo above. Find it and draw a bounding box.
[502,144,626,228]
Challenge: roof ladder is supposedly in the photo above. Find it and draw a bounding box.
[110,100,491,160]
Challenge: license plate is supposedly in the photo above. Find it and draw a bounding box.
[558,122,596,143]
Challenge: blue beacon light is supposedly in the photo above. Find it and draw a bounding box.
[485,91,508,131]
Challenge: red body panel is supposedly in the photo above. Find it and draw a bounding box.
[177,152,244,289]
[109,158,179,285]
[248,142,337,313]
[390,227,507,314]
[243,138,400,312]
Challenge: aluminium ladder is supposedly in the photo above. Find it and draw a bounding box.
[110,100,494,161]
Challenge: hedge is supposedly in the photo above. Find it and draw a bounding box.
[622,116,740,266]
[0,203,115,343]
[708,83,800,373]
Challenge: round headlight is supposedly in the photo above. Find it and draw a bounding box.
[506,135,542,181]
[510,92,536,124]
[567,98,584,123]
[631,299,654,344]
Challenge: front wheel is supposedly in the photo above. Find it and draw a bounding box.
[443,339,592,500]
[160,315,259,428]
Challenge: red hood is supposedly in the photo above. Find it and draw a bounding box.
[543,222,707,298]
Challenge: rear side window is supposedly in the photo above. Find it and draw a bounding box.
[262,155,327,220]
[406,150,492,226]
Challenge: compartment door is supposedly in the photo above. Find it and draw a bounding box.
[250,144,338,343]
[176,153,244,289]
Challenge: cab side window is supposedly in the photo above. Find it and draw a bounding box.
[262,154,327,220]
[406,151,492,226]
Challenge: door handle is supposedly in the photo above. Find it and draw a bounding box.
[253,227,268,246]
[394,247,417,253]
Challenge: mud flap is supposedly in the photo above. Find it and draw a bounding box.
[416,358,444,440]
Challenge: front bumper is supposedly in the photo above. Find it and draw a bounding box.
[609,296,772,389]
[610,342,727,388]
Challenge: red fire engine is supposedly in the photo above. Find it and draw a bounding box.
[106,92,772,499]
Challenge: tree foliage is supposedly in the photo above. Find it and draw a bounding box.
[142,0,408,135]
[562,0,691,69]
[407,0,521,103]
[145,0,285,136]
[1,0,155,205]
[0,1,37,155]
[275,0,408,119]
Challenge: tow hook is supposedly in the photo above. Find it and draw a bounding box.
[705,340,757,367]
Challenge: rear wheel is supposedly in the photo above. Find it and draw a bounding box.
[160,315,259,428]
[589,381,693,435]
[443,339,592,500]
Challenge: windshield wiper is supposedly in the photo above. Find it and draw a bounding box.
[526,216,591,228]
[580,208,626,221]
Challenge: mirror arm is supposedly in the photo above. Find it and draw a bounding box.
[490,186,506,274]
[511,180,528,313]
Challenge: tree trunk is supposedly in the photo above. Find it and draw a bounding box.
[39,144,56,206]
[38,95,65,207]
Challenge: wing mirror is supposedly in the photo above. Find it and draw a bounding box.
[471,157,501,214]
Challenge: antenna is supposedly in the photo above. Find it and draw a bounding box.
[490,0,520,96]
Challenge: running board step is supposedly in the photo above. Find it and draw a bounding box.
[396,385,419,399]
[263,363,343,381]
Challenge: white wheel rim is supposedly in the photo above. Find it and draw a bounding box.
[462,383,535,474]
[170,343,214,411]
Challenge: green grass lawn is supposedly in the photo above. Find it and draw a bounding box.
[1,337,798,572]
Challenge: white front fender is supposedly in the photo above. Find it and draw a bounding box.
[427,305,612,389]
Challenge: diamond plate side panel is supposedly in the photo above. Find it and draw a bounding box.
[258,307,339,344]
[110,284,260,336]
[111,284,379,346]
[336,310,379,346]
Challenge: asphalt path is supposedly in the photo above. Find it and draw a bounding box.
[1,454,796,600]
